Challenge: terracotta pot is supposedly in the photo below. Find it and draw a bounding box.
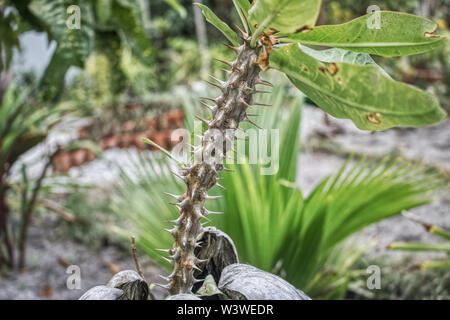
[71,149,86,167]
[159,113,169,130]
[163,129,177,149]
[121,120,136,132]
[150,131,167,150]
[167,109,184,128]
[132,132,148,151]
[119,133,132,148]
[99,138,107,150]
[77,126,89,139]
[53,151,72,173]
[103,135,120,149]
[84,148,96,162]
[125,103,141,112]
[145,117,159,130]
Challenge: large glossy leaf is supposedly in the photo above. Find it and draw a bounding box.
[195,3,239,47]
[248,0,322,34]
[270,43,446,131]
[31,0,95,100]
[299,45,391,78]
[283,11,446,57]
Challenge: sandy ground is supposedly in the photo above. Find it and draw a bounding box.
[0,213,167,300]
[298,106,450,253]
[0,104,448,299]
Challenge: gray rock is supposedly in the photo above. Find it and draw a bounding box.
[107,270,143,288]
[80,270,148,300]
[166,294,202,300]
[79,285,123,300]
[218,264,311,300]
[194,227,239,288]
[108,270,148,300]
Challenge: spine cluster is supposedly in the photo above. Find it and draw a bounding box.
[159,31,272,295]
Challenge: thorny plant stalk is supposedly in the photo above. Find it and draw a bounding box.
[156,26,277,294]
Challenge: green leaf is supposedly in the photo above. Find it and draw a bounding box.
[196,274,228,299]
[195,3,239,47]
[164,0,186,18]
[233,0,250,13]
[389,242,450,253]
[283,11,447,57]
[270,43,447,131]
[142,138,183,165]
[111,0,152,65]
[420,261,450,270]
[248,0,322,34]
[232,0,252,33]
[298,45,391,78]
[431,226,450,242]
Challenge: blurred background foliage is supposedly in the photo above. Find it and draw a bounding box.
[0,0,449,299]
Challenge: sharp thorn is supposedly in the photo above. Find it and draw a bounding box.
[245,118,262,129]
[235,24,249,39]
[239,98,250,108]
[193,278,204,284]
[204,79,224,92]
[205,195,222,200]
[195,115,210,126]
[161,257,173,264]
[214,58,233,68]
[168,202,181,209]
[216,182,226,190]
[253,102,272,107]
[207,210,225,215]
[155,248,171,253]
[221,68,231,75]
[163,227,176,234]
[196,258,208,264]
[201,216,211,222]
[192,264,202,272]
[199,96,217,104]
[222,167,233,172]
[158,275,170,282]
[163,192,182,201]
[255,79,274,87]
[208,74,225,85]
[222,43,239,53]
[171,170,184,180]
[154,283,170,289]
[199,101,214,111]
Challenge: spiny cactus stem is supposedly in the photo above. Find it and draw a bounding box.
[164,38,267,295]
